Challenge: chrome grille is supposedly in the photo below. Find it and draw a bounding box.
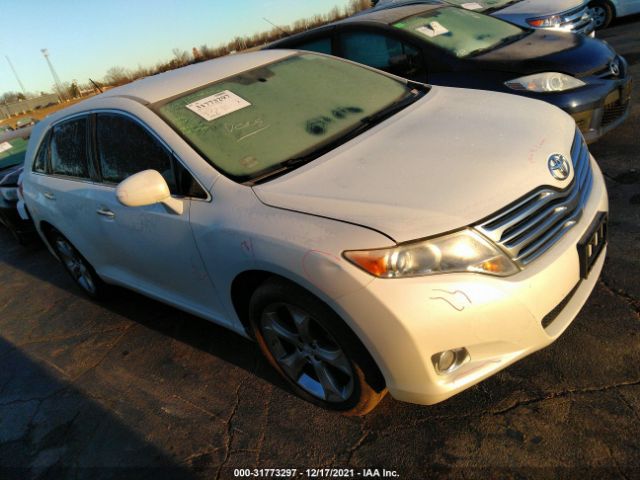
[559,5,593,33]
[476,131,593,266]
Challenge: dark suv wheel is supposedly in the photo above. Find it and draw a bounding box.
[249,278,386,415]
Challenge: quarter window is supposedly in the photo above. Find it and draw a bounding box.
[33,132,50,173]
[96,114,177,191]
[341,31,426,81]
[50,118,89,178]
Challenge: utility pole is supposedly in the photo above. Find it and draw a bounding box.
[5,56,27,96]
[41,48,66,100]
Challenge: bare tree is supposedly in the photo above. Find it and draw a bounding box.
[1,91,26,104]
[104,66,131,86]
[172,48,191,67]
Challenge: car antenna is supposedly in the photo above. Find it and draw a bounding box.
[263,17,289,36]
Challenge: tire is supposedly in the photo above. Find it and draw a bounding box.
[249,278,386,415]
[48,230,110,300]
[589,1,613,29]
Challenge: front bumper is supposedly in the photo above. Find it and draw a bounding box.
[503,61,632,144]
[335,156,608,405]
[571,76,633,143]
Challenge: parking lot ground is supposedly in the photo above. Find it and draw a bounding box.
[1,18,640,480]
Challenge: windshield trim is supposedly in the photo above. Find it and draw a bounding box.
[150,53,429,185]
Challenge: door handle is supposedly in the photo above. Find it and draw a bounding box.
[96,207,115,219]
[43,192,55,200]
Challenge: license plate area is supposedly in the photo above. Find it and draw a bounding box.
[578,212,607,279]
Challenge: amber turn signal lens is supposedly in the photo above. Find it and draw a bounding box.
[343,252,388,277]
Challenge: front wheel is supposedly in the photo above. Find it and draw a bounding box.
[588,1,614,29]
[249,278,386,415]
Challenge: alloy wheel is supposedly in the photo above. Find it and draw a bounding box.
[54,237,97,295]
[588,6,608,28]
[260,302,355,403]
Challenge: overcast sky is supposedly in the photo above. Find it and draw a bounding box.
[0,0,352,95]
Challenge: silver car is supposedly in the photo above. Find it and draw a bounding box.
[588,0,640,28]
[372,0,595,35]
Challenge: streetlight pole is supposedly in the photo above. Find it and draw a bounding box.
[5,56,27,96]
[41,48,66,100]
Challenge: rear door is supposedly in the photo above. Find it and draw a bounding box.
[28,116,106,263]
[89,112,224,318]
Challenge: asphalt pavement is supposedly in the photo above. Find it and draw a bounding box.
[0,17,639,480]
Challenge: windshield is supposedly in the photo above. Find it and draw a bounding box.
[394,7,526,58]
[155,54,414,182]
[0,136,29,170]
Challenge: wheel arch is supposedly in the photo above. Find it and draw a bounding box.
[229,269,386,392]
[38,220,63,259]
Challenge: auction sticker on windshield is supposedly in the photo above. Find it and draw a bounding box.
[186,90,252,122]
[416,21,449,37]
[0,142,12,154]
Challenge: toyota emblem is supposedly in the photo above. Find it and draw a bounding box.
[548,154,571,181]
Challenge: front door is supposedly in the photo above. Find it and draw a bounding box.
[89,112,223,319]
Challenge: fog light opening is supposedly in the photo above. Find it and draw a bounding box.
[432,348,470,375]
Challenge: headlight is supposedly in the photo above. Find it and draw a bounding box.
[505,72,586,93]
[527,15,562,28]
[343,229,519,278]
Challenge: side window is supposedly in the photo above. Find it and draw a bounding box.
[294,37,333,55]
[33,132,50,173]
[96,114,177,192]
[341,31,426,81]
[50,118,89,178]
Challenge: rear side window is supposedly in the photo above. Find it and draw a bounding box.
[341,31,426,81]
[293,37,332,55]
[50,118,89,178]
[32,133,50,173]
[96,114,177,191]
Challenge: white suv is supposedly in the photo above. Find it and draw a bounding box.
[22,51,608,414]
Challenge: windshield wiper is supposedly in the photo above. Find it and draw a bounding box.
[359,87,426,127]
[248,88,425,185]
[467,31,530,57]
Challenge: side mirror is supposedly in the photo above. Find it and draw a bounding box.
[116,169,183,215]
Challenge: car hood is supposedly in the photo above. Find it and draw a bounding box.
[473,29,615,77]
[494,0,584,17]
[253,86,577,243]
